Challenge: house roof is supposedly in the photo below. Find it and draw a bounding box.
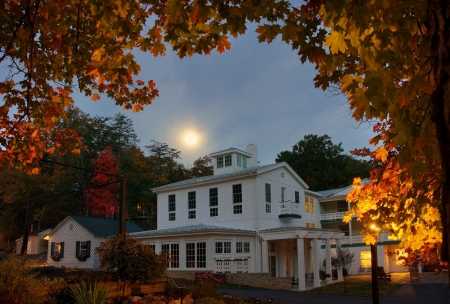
[129,223,255,237]
[50,216,144,238]
[209,147,253,158]
[153,162,309,191]
[315,188,345,198]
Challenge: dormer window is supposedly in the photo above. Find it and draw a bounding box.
[237,155,247,168]
[216,155,232,168]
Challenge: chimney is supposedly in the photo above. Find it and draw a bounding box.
[246,144,258,168]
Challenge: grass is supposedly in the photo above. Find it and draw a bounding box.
[303,281,403,296]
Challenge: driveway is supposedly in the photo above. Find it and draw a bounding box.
[220,272,449,304]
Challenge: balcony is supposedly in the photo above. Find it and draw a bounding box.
[321,233,399,246]
[320,212,357,223]
[279,201,301,219]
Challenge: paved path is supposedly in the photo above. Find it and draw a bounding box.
[220,272,450,304]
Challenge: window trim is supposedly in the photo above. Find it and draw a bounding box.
[233,184,243,214]
[168,194,176,221]
[50,242,64,261]
[76,241,91,261]
[188,191,196,219]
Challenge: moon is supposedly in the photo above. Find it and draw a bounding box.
[183,132,199,146]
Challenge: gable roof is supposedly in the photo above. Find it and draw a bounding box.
[153,162,309,191]
[316,178,371,199]
[209,147,253,158]
[130,223,255,237]
[50,216,144,238]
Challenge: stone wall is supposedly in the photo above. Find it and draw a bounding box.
[226,273,291,290]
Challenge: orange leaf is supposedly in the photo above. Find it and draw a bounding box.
[91,94,101,101]
[375,147,388,162]
[216,36,231,54]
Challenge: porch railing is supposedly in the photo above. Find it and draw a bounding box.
[279,201,301,218]
[320,212,357,221]
[321,233,399,246]
[214,259,248,273]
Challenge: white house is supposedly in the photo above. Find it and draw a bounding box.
[46,215,144,269]
[130,144,348,291]
[317,183,404,275]
[15,228,51,255]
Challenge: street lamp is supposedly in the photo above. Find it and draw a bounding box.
[370,224,379,304]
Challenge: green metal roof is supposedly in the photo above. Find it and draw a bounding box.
[69,215,144,237]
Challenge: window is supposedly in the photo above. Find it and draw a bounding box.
[361,251,372,268]
[306,223,310,228]
[295,191,300,203]
[217,155,232,168]
[265,183,271,213]
[217,157,224,168]
[233,184,242,214]
[225,155,232,167]
[186,242,206,268]
[224,242,231,253]
[162,244,170,267]
[244,242,250,253]
[197,242,206,268]
[281,187,286,202]
[50,242,64,261]
[186,243,195,268]
[304,197,309,212]
[168,194,176,221]
[188,191,196,219]
[339,224,350,236]
[311,223,315,228]
[236,242,243,253]
[162,244,179,268]
[215,242,223,254]
[237,155,247,168]
[309,198,314,213]
[150,245,156,251]
[337,201,348,212]
[209,188,218,217]
[76,241,91,261]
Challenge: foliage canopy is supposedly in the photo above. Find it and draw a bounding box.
[1,0,449,262]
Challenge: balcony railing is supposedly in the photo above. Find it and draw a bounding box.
[320,212,357,221]
[214,259,248,273]
[279,201,301,218]
[321,233,399,245]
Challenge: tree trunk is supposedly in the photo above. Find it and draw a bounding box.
[428,0,450,287]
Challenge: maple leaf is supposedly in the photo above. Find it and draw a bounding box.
[324,31,347,54]
[375,147,388,162]
[216,36,231,54]
[91,94,101,101]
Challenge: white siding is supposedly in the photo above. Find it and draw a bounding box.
[157,176,257,231]
[47,218,102,269]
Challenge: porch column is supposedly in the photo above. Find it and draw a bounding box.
[261,238,268,273]
[313,238,321,287]
[336,238,343,281]
[325,239,332,283]
[296,237,306,291]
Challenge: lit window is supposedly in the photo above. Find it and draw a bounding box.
[309,198,314,213]
[304,197,309,212]
[51,242,64,261]
[361,251,371,268]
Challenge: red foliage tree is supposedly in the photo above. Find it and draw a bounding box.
[86,147,120,217]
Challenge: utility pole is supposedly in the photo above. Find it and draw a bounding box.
[20,201,33,255]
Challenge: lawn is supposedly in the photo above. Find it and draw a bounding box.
[303,281,403,296]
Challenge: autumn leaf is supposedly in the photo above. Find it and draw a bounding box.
[216,36,231,54]
[324,31,347,54]
[375,147,388,162]
[91,94,101,101]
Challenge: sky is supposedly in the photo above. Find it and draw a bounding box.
[74,26,376,167]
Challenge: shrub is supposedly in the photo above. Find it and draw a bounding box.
[189,273,223,299]
[69,280,108,304]
[95,233,167,282]
[0,255,42,304]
